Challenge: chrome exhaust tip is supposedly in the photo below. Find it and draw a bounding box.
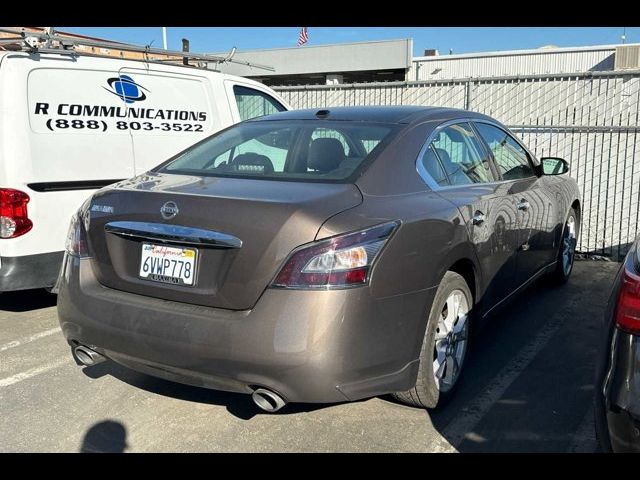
[73,345,106,366]
[251,388,287,413]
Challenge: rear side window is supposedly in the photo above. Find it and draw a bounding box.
[420,145,449,187]
[233,86,286,121]
[160,120,398,182]
[428,123,495,186]
[474,123,535,180]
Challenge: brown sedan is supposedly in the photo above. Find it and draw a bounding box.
[56,106,580,412]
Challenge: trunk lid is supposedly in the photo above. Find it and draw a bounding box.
[86,172,362,309]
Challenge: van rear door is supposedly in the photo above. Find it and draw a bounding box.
[117,67,225,174]
[27,64,136,187]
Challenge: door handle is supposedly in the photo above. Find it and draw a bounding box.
[472,211,486,225]
[517,199,530,211]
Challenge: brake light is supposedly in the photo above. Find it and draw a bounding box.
[0,188,33,239]
[615,249,640,335]
[65,213,89,257]
[271,221,399,289]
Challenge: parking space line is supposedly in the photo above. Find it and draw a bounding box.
[0,327,61,353]
[567,407,598,452]
[433,305,572,450]
[0,357,70,388]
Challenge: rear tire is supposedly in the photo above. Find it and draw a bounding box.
[393,271,473,409]
[551,207,579,284]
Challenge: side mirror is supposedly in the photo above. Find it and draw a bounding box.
[540,157,569,175]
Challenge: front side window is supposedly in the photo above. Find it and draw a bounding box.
[233,85,286,121]
[474,123,535,180]
[160,121,397,182]
[427,123,495,186]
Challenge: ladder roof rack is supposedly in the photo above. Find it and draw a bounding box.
[0,27,275,72]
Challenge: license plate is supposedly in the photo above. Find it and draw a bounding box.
[139,243,197,286]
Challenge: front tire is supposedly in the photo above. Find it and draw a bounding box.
[551,207,578,283]
[393,271,472,409]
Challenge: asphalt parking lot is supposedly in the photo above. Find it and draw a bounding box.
[0,260,619,452]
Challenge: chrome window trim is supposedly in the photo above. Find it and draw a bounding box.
[415,117,539,191]
[105,221,243,249]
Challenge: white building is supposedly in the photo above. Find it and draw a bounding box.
[212,40,640,85]
[410,44,640,80]
[211,39,413,86]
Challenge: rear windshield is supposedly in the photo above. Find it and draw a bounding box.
[158,120,398,182]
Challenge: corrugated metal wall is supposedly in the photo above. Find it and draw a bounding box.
[409,49,616,81]
[274,71,640,259]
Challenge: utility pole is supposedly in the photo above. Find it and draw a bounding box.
[622,27,627,44]
[162,27,168,50]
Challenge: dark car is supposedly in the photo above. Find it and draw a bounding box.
[56,106,580,412]
[595,236,640,452]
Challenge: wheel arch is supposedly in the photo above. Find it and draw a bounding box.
[566,198,581,247]
[434,241,482,307]
[448,258,477,305]
[571,199,581,228]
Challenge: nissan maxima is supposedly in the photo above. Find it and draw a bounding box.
[56,106,580,412]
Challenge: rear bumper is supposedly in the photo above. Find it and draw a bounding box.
[56,254,435,404]
[605,409,640,453]
[0,251,64,291]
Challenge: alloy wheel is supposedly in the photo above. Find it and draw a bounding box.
[433,289,469,392]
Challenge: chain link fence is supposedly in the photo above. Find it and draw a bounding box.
[274,71,640,260]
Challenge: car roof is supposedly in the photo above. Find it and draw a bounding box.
[252,105,491,125]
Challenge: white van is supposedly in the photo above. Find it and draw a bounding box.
[0,50,290,291]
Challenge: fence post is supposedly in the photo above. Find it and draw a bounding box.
[464,79,474,110]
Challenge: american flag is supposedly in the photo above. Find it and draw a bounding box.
[297,27,308,46]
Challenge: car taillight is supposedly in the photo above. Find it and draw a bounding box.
[65,213,89,257]
[0,188,33,239]
[615,247,640,335]
[271,221,399,289]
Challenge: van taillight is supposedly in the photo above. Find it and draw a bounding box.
[0,188,33,239]
[615,249,640,335]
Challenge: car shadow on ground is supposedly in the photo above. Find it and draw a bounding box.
[81,360,351,420]
[380,263,608,452]
[0,289,57,312]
